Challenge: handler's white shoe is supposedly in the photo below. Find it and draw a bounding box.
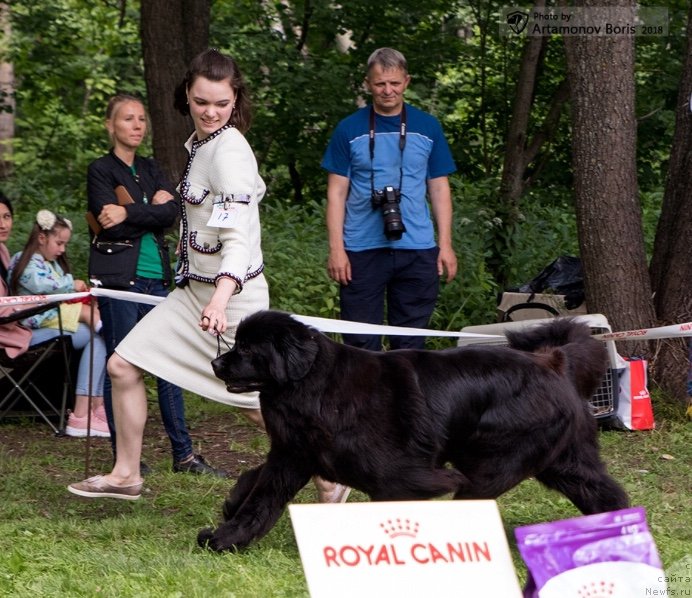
[317,482,351,504]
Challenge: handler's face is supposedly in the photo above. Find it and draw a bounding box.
[365,65,410,117]
[187,76,236,140]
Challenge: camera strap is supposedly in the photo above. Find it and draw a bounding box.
[368,104,406,196]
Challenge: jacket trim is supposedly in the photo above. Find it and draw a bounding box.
[189,231,222,254]
[177,264,263,292]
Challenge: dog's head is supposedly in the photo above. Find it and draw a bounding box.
[212,310,321,393]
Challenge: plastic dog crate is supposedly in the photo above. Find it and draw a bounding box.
[457,314,619,420]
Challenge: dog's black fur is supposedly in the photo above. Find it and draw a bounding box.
[199,310,628,552]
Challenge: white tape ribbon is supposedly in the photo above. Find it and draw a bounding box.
[2,288,690,341]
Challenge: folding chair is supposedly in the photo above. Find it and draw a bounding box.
[0,303,74,435]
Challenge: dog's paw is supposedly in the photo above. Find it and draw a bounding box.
[197,527,216,550]
[197,527,226,552]
[197,526,240,553]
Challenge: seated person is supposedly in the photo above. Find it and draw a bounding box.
[0,191,31,358]
[8,209,109,437]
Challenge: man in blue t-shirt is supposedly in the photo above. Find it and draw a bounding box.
[322,47,457,350]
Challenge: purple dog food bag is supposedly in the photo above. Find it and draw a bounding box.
[515,507,667,597]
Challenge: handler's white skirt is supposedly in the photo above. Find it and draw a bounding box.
[115,274,269,409]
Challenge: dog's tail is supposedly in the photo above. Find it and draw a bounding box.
[506,318,608,402]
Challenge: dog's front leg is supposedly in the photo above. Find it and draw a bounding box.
[197,453,311,552]
[197,465,264,551]
[220,464,265,522]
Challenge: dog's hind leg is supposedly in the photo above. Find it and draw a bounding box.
[535,448,629,514]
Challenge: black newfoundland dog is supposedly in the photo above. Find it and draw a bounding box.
[199,310,628,552]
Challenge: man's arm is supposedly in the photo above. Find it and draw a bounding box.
[428,176,457,282]
[326,173,352,285]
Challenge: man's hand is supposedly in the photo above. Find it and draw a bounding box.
[437,244,458,283]
[327,248,352,285]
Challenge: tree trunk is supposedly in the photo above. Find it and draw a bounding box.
[648,2,692,403]
[140,0,211,183]
[0,3,14,179]
[563,0,656,357]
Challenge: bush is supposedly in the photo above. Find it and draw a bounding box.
[260,177,581,350]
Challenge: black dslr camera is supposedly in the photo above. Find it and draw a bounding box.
[371,186,406,240]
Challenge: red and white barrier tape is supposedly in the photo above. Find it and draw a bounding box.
[2,288,690,341]
[593,322,692,341]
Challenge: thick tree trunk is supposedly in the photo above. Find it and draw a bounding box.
[140,0,211,183]
[0,3,14,179]
[563,1,656,357]
[648,2,692,403]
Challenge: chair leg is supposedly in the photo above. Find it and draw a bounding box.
[0,337,73,435]
[0,374,61,434]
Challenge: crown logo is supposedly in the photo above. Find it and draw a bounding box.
[379,518,420,538]
[577,580,615,597]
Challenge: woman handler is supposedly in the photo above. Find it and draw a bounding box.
[69,49,347,503]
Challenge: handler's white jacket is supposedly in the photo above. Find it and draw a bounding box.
[177,124,265,292]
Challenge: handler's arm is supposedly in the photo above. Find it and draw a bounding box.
[428,176,457,283]
[200,277,238,335]
[326,173,351,285]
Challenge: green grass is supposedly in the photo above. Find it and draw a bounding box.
[0,394,689,597]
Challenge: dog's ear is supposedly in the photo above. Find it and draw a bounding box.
[268,330,320,384]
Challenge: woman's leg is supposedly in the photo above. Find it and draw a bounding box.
[70,324,107,409]
[240,407,264,429]
[106,353,148,485]
[98,292,139,452]
[67,351,146,497]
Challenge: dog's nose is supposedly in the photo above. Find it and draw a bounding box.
[211,356,225,378]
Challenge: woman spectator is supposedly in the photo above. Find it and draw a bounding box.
[0,191,31,359]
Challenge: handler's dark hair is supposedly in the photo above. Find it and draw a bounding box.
[174,49,252,134]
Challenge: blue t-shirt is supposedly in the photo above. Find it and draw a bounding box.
[321,103,456,251]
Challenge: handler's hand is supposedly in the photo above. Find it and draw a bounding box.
[73,279,89,292]
[200,303,228,336]
[199,278,237,336]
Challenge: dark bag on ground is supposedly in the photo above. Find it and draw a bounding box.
[515,256,585,309]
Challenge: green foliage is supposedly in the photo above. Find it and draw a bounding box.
[261,199,339,319]
[428,177,579,347]
[3,0,145,274]
[259,175,581,349]
[210,0,469,204]
[0,0,682,329]
[7,0,144,200]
